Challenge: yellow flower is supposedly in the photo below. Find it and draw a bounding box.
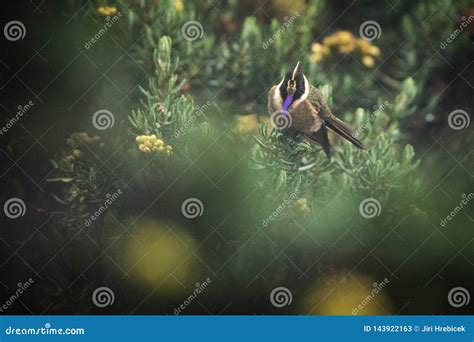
[136,134,172,155]
[365,45,380,57]
[322,35,338,46]
[72,149,82,158]
[337,41,356,54]
[97,6,118,17]
[335,30,354,45]
[295,198,311,215]
[361,55,375,68]
[174,0,184,12]
[357,39,376,54]
[311,43,330,63]
[312,43,330,56]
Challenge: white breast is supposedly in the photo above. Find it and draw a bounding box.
[272,78,284,109]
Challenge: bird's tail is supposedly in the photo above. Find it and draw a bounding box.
[325,115,365,150]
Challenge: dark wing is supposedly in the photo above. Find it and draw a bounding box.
[305,123,331,158]
[307,86,365,150]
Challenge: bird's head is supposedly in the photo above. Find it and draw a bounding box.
[279,61,306,110]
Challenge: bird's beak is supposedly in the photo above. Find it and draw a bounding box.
[287,61,299,95]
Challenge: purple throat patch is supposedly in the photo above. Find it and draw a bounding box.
[283,95,293,112]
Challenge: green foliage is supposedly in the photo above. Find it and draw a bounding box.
[128,36,196,142]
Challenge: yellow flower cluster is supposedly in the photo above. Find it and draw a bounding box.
[66,132,104,161]
[311,30,380,67]
[136,135,172,156]
[295,198,311,215]
[97,6,118,16]
[174,0,184,12]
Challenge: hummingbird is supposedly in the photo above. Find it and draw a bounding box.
[267,62,365,157]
